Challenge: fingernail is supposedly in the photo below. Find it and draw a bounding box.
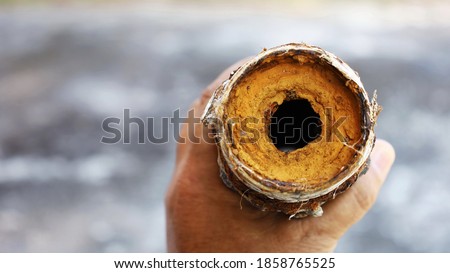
[372,140,396,175]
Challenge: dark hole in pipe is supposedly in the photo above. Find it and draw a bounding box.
[269,99,322,152]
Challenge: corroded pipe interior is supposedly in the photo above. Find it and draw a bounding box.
[202,43,378,217]
[224,54,363,186]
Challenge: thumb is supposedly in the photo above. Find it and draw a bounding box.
[304,139,396,240]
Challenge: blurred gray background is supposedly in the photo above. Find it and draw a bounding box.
[0,0,449,252]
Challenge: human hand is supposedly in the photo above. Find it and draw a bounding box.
[165,59,396,252]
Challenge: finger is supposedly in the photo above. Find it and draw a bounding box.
[176,57,253,164]
[304,139,396,240]
[196,56,254,113]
